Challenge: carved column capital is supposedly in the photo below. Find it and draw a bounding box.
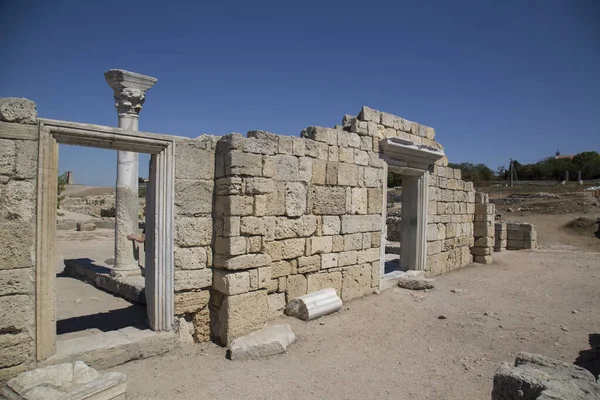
[104,69,157,117]
[112,87,146,116]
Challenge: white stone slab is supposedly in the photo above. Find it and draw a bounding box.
[285,287,343,321]
[228,324,296,361]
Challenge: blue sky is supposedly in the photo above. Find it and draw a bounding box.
[1,0,599,186]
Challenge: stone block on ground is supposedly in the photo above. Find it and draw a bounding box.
[228,324,296,361]
[491,352,600,400]
[285,288,343,321]
[397,270,434,290]
[0,361,127,399]
[76,221,97,232]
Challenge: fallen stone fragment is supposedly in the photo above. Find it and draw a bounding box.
[397,271,434,290]
[77,221,97,232]
[492,352,600,399]
[228,324,296,361]
[1,361,127,399]
[438,315,447,320]
[285,288,343,321]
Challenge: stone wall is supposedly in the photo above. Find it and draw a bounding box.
[172,136,218,342]
[506,222,537,250]
[386,217,402,241]
[0,100,39,381]
[494,222,507,252]
[425,166,477,275]
[471,192,496,264]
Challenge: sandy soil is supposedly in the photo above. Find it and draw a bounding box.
[109,215,600,399]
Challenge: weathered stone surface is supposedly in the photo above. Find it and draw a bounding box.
[174,269,212,291]
[216,195,254,216]
[286,274,307,301]
[297,255,321,273]
[0,294,33,334]
[175,139,216,180]
[175,180,213,216]
[0,332,31,368]
[174,246,208,270]
[285,182,307,217]
[308,236,333,255]
[274,216,317,239]
[337,163,358,186]
[243,136,278,155]
[240,216,275,239]
[367,188,383,214]
[214,236,247,256]
[175,217,212,247]
[340,215,381,234]
[267,292,286,312]
[0,268,32,296]
[254,184,285,216]
[307,272,342,295]
[311,186,346,215]
[228,324,296,360]
[492,352,600,400]
[213,269,250,295]
[245,177,275,195]
[312,159,327,185]
[227,152,263,176]
[214,290,271,345]
[214,253,271,270]
[14,140,37,179]
[0,139,15,175]
[350,188,367,215]
[0,98,37,125]
[1,361,127,400]
[341,264,372,301]
[0,180,36,221]
[320,253,338,269]
[322,216,341,235]
[174,290,210,315]
[76,221,96,232]
[397,271,434,290]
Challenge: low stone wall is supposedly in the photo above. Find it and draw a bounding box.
[471,193,495,264]
[0,101,39,381]
[492,352,600,399]
[506,222,537,250]
[386,217,402,241]
[494,222,507,252]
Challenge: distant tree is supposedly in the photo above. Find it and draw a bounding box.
[448,162,494,187]
[57,172,68,209]
[572,151,600,180]
[387,171,402,187]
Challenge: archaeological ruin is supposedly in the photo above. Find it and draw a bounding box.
[0,69,538,381]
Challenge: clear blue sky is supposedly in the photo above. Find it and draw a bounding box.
[1,0,598,186]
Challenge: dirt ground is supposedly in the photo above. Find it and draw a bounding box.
[108,212,600,399]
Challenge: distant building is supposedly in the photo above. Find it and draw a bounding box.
[554,149,574,160]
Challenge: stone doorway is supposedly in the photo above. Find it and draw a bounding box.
[378,137,444,287]
[35,119,175,362]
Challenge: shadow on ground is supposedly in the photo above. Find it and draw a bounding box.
[575,333,600,379]
[56,304,147,335]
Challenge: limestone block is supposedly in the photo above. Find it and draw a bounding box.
[306,272,342,296]
[222,216,241,237]
[338,130,361,148]
[174,246,208,270]
[267,293,286,312]
[354,150,369,166]
[14,140,37,179]
[304,139,328,159]
[312,159,327,185]
[308,236,333,255]
[297,255,321,273]
[0,98,37,124]
[322,215,341,235]
[240,216,275,240]
[284,182,307,217]
[328,145,339,162]
[174,290,210,315]
[174,269,212,291]
[338,250,358,266]
[304,126,336,144]
[341,264,372,301]
[76,221,96,232]
[0,180,35,222]
[367,188,383,214]
[277,238,306,259]
[175,216,212,247]
[213,269,250,295]
[247,236,262,253]
[337,163,358,186]
[0,332,31,369]
[326,162,338,185]
[0,222,34,270]
[371,232,381,248]
[1,362,127,400]
[340,215,381,234]
[193,307,211,342]
[363,167,383,188]
[320,253,339,270]
[214,253,271,270]
[271,260,292,278]
[274,215,317,239]
[475,237,495,247]
[343,233,363,251]
[175,139,216,180]
[286,274,308,301]
[0,294,33,336]
[332,235,344,252]
[0,268,32,297]
[214,290,272,345]
[175,179,213,216]
[216,195,254,217]
[358,106,381,123]
[350,188,367,215]
[228,324,295,361]
[214,236,247,256]
[227,152,263,176]
[360,136,372,151]
[254,185,285,216]
[357,248,379,264]
[264,240,282,262]
[473,255,493,264]
[244,177,273,195]
[216,177,243,196]
[292,137,305,156]
[397,271,434,290]
[311,186,346,215]
[271,155,308,182]
[338,146,354,163]
[0,139,15,175]
[243,137,279,155]
[278,277,287,292]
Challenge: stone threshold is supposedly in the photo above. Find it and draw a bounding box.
[63,259,146,304]
[40,326,176,370]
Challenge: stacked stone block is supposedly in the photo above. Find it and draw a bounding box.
[210,125,386,344]
[173,136,218,342]
[471,192,495,264]
[425,165,477,275]
[0,100,39,381]
[494,222,507,252]
[386,217,401,241]
[506,222,537,250]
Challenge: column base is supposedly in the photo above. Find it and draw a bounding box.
[111,264,143,278]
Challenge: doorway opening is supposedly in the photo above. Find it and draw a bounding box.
[36,119,175,362]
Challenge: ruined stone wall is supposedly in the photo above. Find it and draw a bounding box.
[0,116,39,380]
[172,136,218,342]
[471,193,496,264]
[426,166,477,275]
[386,217,402,242]
[209,124,385,344]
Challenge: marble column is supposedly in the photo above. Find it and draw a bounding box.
[104,70,157,277]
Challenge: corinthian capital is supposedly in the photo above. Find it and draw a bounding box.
[104,69,157,116]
